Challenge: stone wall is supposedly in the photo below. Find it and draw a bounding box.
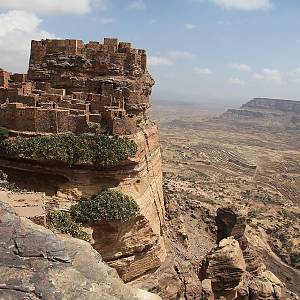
[0,103,90,133]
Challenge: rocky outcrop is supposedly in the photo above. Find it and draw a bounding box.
[0,200,161,300]
[200,207,285,299]
[0,37,167,283]
[204,237,246,296]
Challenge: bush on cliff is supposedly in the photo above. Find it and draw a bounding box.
[47,190,139,241]
[70,189,140,223]
[47,210,89,241]
[0,133,137,166]
[0,127,9,142]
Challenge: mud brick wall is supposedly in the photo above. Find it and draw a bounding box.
[0,70,10,88]
[112,116,137,135]
[36,109,57,132]
[40,93,63,103]
[11,74,27,83]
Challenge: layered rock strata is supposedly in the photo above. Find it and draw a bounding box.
[219,98,300,130]
[0,201,161,300]
[0,37,166,282]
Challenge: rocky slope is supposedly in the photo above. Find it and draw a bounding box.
[0,200,161,300]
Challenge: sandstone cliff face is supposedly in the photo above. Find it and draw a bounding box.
[90,124,166,282]
[0,37,167,283]
[0,201,161,300]
[0,123,166,282]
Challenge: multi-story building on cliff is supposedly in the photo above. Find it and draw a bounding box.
[0,37,166,284]
[0,38,154,135]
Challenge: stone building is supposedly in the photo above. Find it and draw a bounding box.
[0,37,154,135]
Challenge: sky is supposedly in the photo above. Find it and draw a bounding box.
[0,0,300,105]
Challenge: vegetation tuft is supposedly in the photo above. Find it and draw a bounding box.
[70,189,140,223]
[0,133,137,167]
[47,189,139,241]
[47,211,90,241]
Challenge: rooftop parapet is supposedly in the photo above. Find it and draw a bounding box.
[29,38,147,72]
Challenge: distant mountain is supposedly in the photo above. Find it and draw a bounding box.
[219,98,300,130]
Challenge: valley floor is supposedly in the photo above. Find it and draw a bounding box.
[152,102,300,295]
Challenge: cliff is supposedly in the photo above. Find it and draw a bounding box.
[219,98,300,130]
[0,37,166,283]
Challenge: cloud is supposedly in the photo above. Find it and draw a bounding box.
[194,67,212,75]
[148,56,173,66]
[94,16,117,24]
[0,10,55,72]
[230,63,251,72]
[168,51,195,60]
[253,68,282,82]
[0,0,107,15]
[295,67,300,75]
[128,0,146,10]
[184,23,197,30]
[228,77,245,85]
[212,0,272,11]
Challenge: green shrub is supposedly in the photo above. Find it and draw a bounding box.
[47,211,89,241]
[0,133,137,166]
[0,127,9,142]
[70,189,140,224]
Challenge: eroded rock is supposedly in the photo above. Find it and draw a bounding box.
[0,201,161,300]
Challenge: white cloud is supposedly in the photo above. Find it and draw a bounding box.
[231,63,251,72]
[95,16,117,24]
[194,67,212,75]
[295,67,300,75]
[168,51,194,60]
[0,10,55,72]
[148,56,173,66]
[0,0,107,15]
[128,0,146,10]
[184,23,197,30]
[212,0,272,11]
[228,77,245,85]
[253,68,282,82]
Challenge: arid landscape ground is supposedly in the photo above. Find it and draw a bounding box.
[151,99,300,296]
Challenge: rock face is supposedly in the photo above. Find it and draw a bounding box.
[241,98,300,113]
[205,237,246,296]
[0,37,166,282]
[219,98,300,130]
[0,201,161,300]
[200,207,285,299]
